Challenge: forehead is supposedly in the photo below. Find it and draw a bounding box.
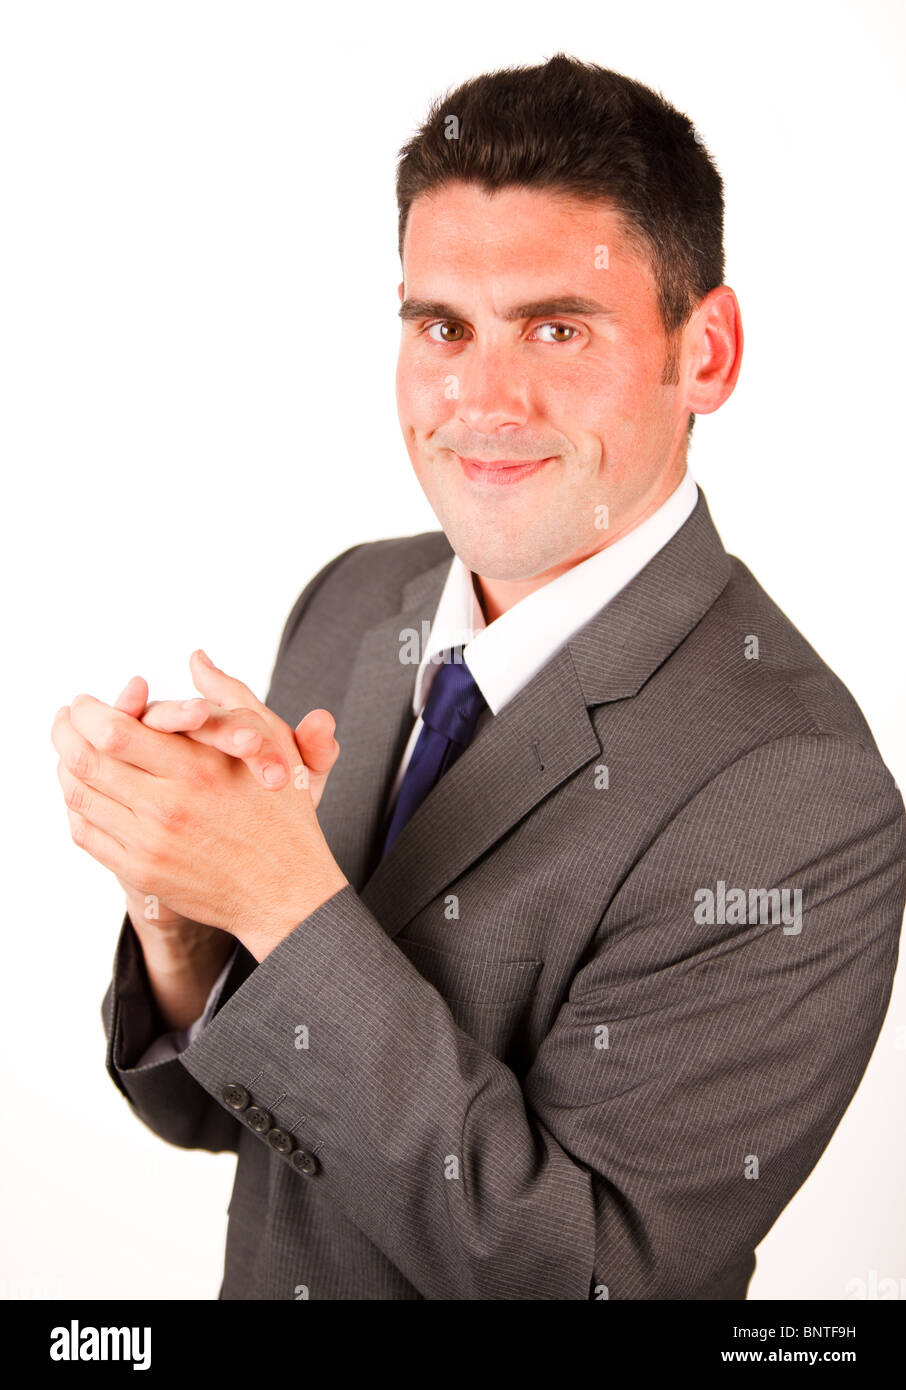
[402,181,657,301]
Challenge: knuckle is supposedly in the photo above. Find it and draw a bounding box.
[69,812,88,848]
[149,796,185,829]
[70,744,97,782]
[185,756,215,790]
[98,719,130,756]
[65,779,88,814]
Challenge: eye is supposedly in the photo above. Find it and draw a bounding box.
[532,322,579,343]
[426,321,468,343]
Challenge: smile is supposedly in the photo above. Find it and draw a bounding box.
[456,455,556,486]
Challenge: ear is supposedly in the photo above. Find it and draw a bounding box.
[682,286,744,418]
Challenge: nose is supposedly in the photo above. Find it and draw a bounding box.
[455,343,529,435]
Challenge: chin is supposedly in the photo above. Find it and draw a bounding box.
[448,537,551,583]
[435,505,567,582]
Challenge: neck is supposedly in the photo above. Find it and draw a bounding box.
[473,557,587,624]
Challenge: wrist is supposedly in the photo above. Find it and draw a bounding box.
[239,859,349,963]
[128,908,233,972]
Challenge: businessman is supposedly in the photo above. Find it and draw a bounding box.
[53,55,906,1299]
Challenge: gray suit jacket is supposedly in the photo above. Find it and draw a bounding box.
[101,488,906,1300]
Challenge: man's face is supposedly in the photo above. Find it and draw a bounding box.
[396,181,692,582]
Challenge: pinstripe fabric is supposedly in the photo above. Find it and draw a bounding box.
[101,489,906,1299]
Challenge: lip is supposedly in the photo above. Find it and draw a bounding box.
[456,454,555,485]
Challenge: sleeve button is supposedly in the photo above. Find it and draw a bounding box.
[291,1149,319,1176]
[222,1083,250,1111]
[267,1127,294,1154]
[244,1106,272,1133]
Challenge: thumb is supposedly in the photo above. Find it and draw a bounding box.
[294,709,339,777]
[294,711,339,807]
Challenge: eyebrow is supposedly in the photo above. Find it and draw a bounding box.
[398,296,618,323]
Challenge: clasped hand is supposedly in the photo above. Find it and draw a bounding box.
[51,649,348,958]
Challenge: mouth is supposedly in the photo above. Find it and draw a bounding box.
[455,454,556,486]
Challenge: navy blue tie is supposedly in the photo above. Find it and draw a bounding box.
[380,645,488,858]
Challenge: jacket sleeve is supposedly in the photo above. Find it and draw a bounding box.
[100,541,367,1147]
[101,911,256,1151]
[174,733,906,1297]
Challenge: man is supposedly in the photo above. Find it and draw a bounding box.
[52,55,905,1299]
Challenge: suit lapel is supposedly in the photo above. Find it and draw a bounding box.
[314,557,452,892]
[319,489,732,941]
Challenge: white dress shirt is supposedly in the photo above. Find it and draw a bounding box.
[135,465,699,1068]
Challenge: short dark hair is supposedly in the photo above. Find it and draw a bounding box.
[396,54,726,433]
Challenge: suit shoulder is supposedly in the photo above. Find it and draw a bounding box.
[626,552,890,785]
[692,556,884,755]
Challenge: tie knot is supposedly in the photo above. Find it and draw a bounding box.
[420,645,487,748]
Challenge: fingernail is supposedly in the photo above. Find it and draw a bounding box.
[181,699,205,712]
[195,649,214,667]
[262,763,287,786]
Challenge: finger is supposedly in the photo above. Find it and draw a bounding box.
[68,692,215,780]
[53,706,153,808]
[114,676,149,719]
[142,697,213,734]
[66,806,134,882]
[295,709,340,777]
[58,761,138,846]
[178,706,292,789]
[190,649,267,714]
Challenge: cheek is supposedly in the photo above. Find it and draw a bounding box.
[559,347,658,429]
[397,349,455,427]
[530,357,615,441]
[537,360,597,407]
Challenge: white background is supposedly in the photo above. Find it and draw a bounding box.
[2,0,903,1300]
